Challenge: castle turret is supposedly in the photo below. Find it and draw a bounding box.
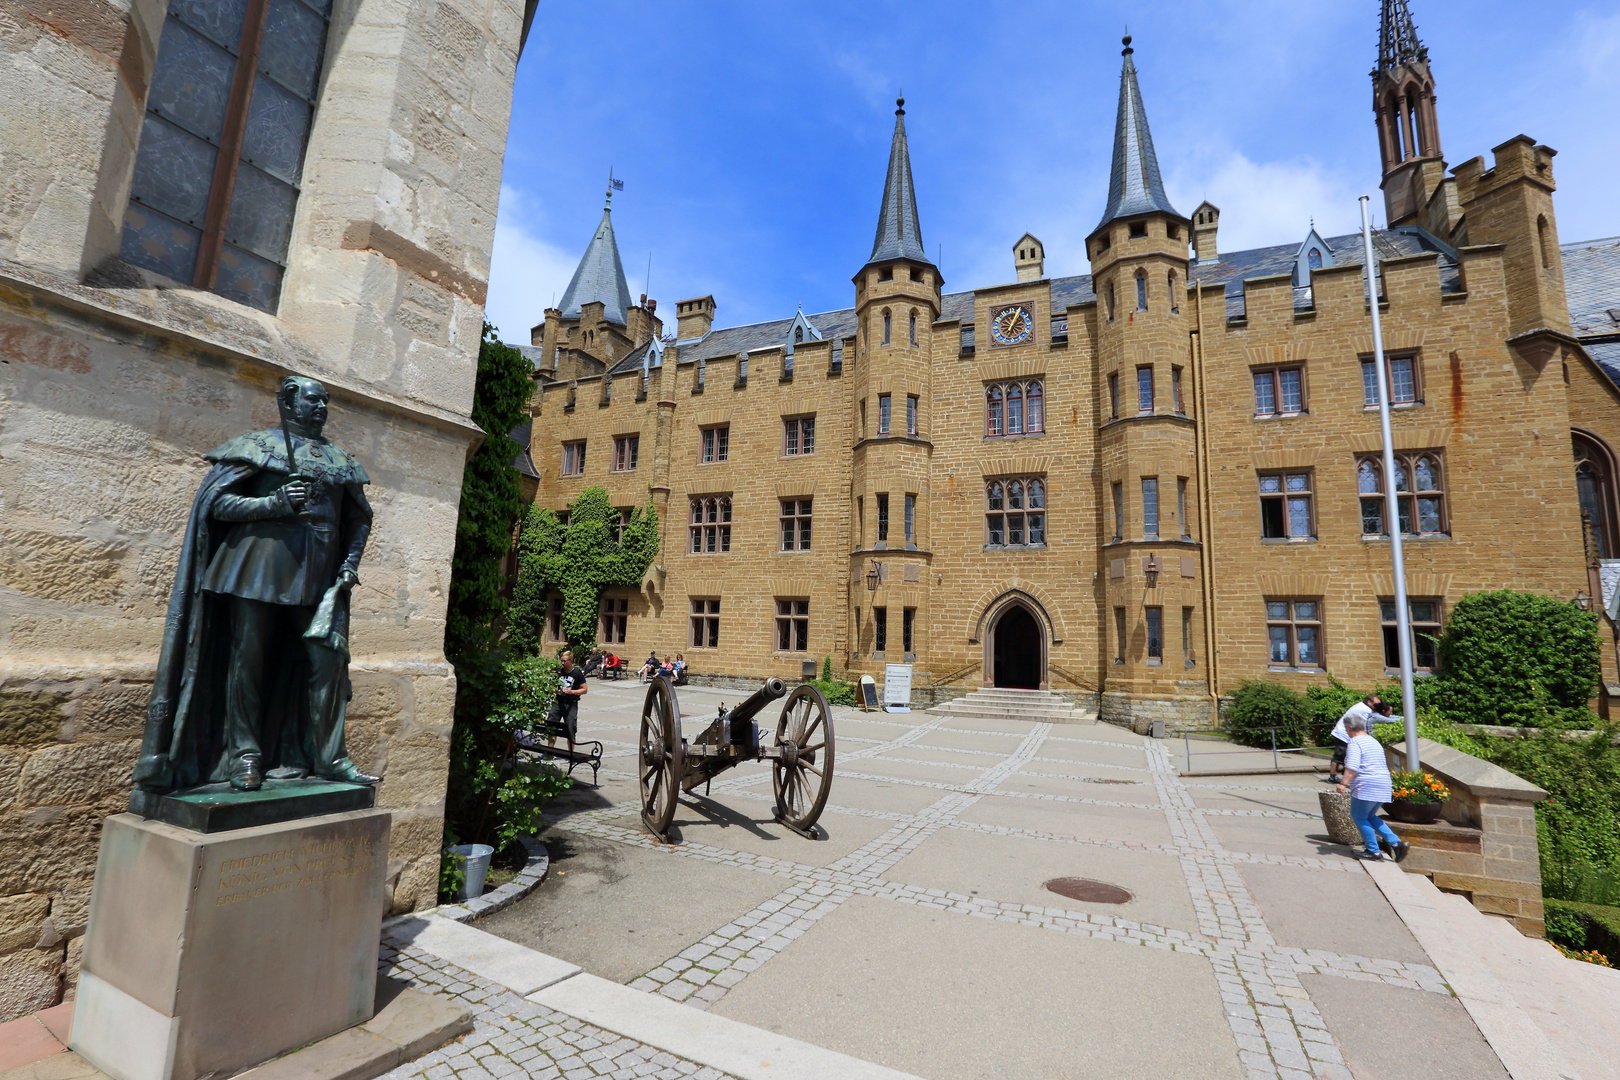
[850,96,941,670]
[1374,0,1450,231]
[1086,37,1205,732]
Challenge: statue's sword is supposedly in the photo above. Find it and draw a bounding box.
[280,410,305,516]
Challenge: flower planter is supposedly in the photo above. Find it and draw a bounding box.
[1384,800,1445,825]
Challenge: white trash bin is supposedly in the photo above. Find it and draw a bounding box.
[450,843,496,900]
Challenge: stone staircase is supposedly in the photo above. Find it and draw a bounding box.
[1368,861,1620,1080]
[930,687,1095,725]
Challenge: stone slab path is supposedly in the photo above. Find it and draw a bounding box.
[469,681,1523,1080]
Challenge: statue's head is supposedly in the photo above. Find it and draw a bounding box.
[278,376,329,436]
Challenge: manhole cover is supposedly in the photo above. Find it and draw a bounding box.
[1044,877,1134,904]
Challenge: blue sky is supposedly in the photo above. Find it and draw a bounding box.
[484,1,1620,344]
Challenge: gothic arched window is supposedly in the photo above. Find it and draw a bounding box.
[1007,383,1023,435]
[986,385,1003,437]
[1135,270,1148,311]
[1574,433,1619,559]
[909,310,918,346]
[1308,248,1322,270]
[1026,382,1044,433]
[882,309,892,345]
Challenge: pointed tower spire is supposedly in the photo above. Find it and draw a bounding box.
[867,95,932,268]
[1095,36,1180,232]
[1377,0,1426,74]
[556,202,633,327]
[1371,0,1443,227]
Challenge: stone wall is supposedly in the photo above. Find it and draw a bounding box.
[1384,737,1549,936]
[0,0,527,1020]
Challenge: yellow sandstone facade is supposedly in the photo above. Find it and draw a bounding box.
[524,11,1620,729]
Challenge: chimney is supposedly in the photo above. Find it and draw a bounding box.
[1192,201,1219,264]
[1013,233,1045,282]
[676,295,715,340]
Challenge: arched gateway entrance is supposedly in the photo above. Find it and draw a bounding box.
[988,602,1046,689]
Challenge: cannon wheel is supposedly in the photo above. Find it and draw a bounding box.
[639,677,683,838]
[772,684,834,836]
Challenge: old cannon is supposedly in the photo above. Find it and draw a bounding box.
[638,675,835,840]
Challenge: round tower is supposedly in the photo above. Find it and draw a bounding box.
[1087,37,1208,733]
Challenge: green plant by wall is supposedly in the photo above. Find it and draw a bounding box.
[1488,724,1620,901]
[1545,898,1620,966]
[1434,590,1601,728]
[1226,680,1312,748]
[809,679,856,707]
[509,486,658,657]
[445,323,532,670]
[439,653,575,901]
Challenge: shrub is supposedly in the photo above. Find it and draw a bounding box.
[1545,898,1620,966]
[1304,678,1365,745]
[1226,680,1311,748]
[1433,590,1601,728]
[810,679,856,707]
[1489,724,1620,902]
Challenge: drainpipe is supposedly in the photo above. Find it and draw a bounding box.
[1193,276,1221,716]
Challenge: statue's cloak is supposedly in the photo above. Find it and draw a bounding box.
[134,430,368,792]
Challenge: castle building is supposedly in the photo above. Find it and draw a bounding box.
[524,2,1620,728]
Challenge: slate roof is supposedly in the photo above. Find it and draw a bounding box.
[671,228,1469,363]
[519,345,546,372]
[867,100,932,269]
[557,206,633,326]
[508,419,538,478]
[605,339,657,376]
[1095,40,1180,232]
[1563,237,1620,338]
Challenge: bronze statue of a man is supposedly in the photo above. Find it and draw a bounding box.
[135,376,379,793]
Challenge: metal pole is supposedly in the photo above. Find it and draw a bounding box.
[1358,196,1420,773]
[1185,732,1190,772]
[1271,728,1278,771]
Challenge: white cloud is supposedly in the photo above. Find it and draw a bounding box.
[1167,149,1374,254]
[482,184,581,346]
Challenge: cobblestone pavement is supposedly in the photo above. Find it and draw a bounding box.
[475,684,1480,1079]
[375,936,741,1080]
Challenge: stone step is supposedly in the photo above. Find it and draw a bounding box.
[933,702,1084,718]
[1427,886,1620,1080]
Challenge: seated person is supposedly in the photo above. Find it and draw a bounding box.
[637,650,660,680]
[601,652,622,678]
[672,653,688,684]
[581,647,604,676]
[657,655,675,679]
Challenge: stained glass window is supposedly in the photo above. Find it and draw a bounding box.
[120,0,332,312]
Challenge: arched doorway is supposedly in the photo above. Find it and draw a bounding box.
[992,605,1043,689]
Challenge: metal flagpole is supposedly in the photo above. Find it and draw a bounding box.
[1359,196,1419,772]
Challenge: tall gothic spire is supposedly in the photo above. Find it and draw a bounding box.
[1376,0,1427,75]
[867,96,932,268]
[556,202,633,327]
[1095,35,1180,232]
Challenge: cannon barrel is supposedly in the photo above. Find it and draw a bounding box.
[727,677,787,725]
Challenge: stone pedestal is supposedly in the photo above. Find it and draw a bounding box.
[70,809,391,1080]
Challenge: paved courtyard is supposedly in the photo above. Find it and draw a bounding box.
[454,679,1510,1080]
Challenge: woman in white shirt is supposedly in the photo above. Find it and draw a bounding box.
[1334,713,1410,862]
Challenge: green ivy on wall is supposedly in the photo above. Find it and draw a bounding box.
[508,486,659,657]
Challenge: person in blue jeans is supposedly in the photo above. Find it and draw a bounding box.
[1335,713,1410,862]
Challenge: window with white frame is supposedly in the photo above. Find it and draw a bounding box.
[689,496,732,553]
[612,435,639,471]
[561,441,586,476]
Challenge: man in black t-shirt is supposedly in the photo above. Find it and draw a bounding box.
[547,650,589,743]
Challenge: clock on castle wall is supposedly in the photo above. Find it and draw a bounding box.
[990,304,1034,347]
